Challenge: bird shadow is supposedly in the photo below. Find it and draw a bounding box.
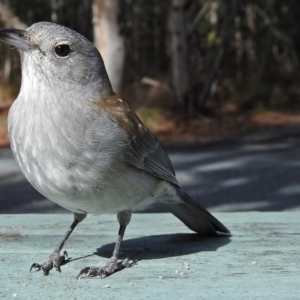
[91,233,231,260]
[64,233,231,278]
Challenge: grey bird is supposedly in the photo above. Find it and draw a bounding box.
[0,22,230,278]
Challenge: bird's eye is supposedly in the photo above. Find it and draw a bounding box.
[54,44,71,58]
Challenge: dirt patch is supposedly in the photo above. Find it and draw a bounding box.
[153,111,300,143]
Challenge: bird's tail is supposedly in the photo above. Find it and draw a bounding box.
[160,190,231,236]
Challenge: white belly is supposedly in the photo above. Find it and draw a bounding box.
[10,133,161,214]
[8,97,161,214]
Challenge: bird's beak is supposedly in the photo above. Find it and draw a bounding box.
[0,28,34,50]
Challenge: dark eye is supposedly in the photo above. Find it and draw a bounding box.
[54,44,71,57]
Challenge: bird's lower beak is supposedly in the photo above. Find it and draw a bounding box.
[0,28,34,50]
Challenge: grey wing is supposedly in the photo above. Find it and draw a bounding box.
[124,128,179,187]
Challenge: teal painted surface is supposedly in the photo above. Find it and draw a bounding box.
[0,212,299,299]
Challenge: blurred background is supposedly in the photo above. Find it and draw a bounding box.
[1,0,300,213]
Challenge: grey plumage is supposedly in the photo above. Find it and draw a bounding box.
[0,22,230,278]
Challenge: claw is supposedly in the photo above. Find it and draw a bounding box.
[76,267,91,279]
[30,263,41,272]
[76,266,105,279]
[76,258,130,280]
[30,250,69,275]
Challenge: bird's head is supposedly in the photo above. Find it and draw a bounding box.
[0,22,113,99]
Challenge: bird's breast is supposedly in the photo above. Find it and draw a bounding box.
[7,93,149,213]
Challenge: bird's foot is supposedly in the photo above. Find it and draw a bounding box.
[76,257,129,279]
[30,249,68,275]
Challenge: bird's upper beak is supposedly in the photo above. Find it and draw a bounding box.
[0,28,34,50]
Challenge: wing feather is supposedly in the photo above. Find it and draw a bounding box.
[126,128,179,186]
[97,95,179,186]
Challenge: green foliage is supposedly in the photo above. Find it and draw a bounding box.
[252,101,267,115]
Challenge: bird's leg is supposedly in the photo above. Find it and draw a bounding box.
[30,212,86,275]
[77,210,131,279]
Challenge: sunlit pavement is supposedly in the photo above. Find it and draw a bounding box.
[1,132,300,213]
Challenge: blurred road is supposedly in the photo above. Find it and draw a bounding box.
[1,132,300,213]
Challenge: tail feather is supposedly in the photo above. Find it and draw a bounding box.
[160,191,231,236]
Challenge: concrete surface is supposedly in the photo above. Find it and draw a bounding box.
[0,212,299,300]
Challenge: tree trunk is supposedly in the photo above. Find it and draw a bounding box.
[0,2,27,82]
[171,0,191,105]
[197,0,240,110]
[92,0,125,94]
[0,2,27,29]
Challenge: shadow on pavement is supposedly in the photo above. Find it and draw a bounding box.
[95,233,231,260]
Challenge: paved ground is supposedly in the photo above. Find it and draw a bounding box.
[1,124,300,213]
